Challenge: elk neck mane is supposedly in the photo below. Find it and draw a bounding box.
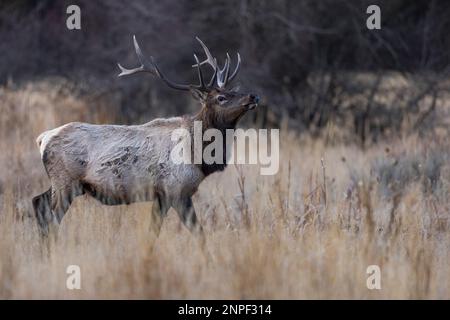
[188,106,235,177]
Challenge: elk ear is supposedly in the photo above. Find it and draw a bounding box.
[190,88,207,101]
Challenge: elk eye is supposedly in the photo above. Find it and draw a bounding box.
[217,95,227,103]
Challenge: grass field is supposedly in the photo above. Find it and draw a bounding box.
[0,79,449,299]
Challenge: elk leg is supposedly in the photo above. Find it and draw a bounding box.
[173,197,207,250]
[51,182,83,229]
[150,194,170,238]
[32,188,53,237]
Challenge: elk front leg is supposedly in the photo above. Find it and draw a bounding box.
[173,197,207,251]
[173,197,202,233]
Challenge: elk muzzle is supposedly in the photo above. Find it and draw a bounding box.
[243,94,259,110]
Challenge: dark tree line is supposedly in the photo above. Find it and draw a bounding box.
[1,0,449,144]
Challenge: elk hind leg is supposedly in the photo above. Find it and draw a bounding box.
[141,194,170,256]
[149,194,170,239]
[50,182,84,234]
[32,188,53,237]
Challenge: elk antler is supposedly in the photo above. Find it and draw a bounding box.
[193,37,241,89]
[118,35,241,91]
[118,35,208,91]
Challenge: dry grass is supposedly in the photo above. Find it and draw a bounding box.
[0,80,449,299]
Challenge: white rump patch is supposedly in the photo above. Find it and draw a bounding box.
[36,125,66,158]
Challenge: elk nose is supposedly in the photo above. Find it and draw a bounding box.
[250,94,260,104]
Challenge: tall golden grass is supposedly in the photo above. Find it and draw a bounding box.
[0,79,449,299]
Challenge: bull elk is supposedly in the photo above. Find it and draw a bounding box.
[32,36,259,240]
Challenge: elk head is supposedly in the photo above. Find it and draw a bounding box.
[118,36,259,129]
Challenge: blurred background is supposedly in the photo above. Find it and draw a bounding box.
[1,0,449,145]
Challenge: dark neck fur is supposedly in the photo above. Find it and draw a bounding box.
[190,107,238,177]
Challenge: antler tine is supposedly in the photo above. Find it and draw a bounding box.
[207,58,218,87]
[193,54,205,89]
[217,55,230,88]
[193,37,219,88]
[118,35,157,77]
[223,53,231,85]
[193,37,217,70]
[117,63,144,77]
[228,52,241,83]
